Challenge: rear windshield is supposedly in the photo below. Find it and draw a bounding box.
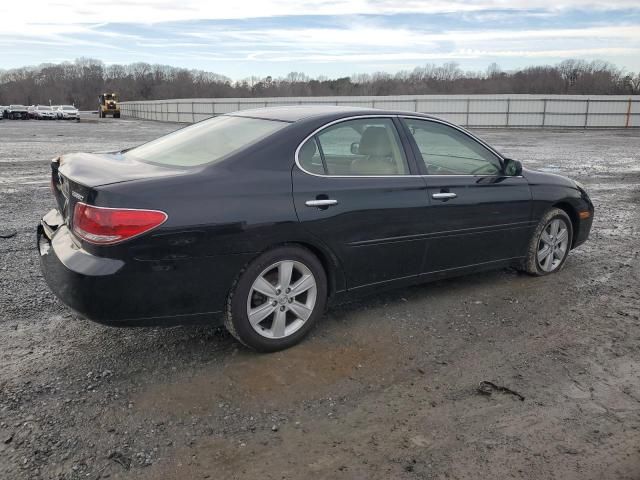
[123,115,288,167]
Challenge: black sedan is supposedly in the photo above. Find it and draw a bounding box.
[5,104,29,120]
[38,106,593,351]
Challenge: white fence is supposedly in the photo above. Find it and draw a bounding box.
[120,94,640,128]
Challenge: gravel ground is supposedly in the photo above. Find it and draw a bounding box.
[1,117,639,480]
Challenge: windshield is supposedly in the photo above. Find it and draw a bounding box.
[63,106,76,110]
[123,115,288,167]
[10,105,25,108]
[37,106,52,111]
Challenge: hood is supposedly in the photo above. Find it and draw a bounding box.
[521,167,578,189]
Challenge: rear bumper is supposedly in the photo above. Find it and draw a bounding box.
[37,209,244,327]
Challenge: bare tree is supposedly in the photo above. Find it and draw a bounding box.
[0,58,636,109]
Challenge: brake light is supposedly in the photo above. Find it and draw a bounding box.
[72,203,167,245]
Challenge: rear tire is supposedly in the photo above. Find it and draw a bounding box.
[225,246,327,352]
[523,208,573,276]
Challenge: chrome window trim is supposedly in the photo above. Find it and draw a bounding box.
[294,114,507,179]
[294,115,418,179]
[399,115,506,165]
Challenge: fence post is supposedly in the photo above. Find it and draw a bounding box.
[584,98,590,129]
[542,99,547,127]
[414,99,418,112]
[506,98,510,127]
[625,97,632,128]
[465,98,470,127]
[192,102,195,123]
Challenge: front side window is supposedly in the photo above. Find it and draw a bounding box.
[299,118,409,176]
[404,119,501,175]
[123,115,287,167]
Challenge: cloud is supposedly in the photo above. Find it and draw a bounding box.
[0,1,639,75]
[246,47,639,63]
[2,0,640,27]
[184,24,640,46]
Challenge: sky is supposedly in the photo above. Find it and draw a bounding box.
[1,0,639,79]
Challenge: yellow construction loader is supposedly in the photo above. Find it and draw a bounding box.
[98,93,120,118]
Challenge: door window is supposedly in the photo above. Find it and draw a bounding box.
[404,119,502,175]
[298,118,409,176]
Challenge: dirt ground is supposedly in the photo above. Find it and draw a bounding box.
[1,117,639,480]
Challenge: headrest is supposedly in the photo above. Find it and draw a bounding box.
[358,127,392,157]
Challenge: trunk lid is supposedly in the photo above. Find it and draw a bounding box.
[57,152,185,188]
[52,152,186,225]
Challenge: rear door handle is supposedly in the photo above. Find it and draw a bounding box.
[305,199,338,207]
[432,192,457,200]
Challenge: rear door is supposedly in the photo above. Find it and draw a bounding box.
[292,116,430,290]
[400,117,533,273]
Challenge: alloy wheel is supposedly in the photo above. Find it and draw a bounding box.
[246,260,317,339]
[537,218,569,272]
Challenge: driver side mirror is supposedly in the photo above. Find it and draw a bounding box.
[503,158,522,176]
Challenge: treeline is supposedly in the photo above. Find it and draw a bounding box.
[0,58,638,110]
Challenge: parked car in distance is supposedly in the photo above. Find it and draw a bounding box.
[27,105,37,119]
[34,105,57,120]
[0,106,5,119]
[56,105,80,121]
[38,106,594,352]
[51,106,63,119]
[6,104,29,120]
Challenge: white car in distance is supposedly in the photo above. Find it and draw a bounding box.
[57,105,80,121]
[34,105,57,120]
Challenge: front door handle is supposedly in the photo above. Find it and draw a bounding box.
[305,199,338,208]
[432,192,457,200]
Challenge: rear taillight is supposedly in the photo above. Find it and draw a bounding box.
[72,202,167,245]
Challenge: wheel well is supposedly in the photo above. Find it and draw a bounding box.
[553,202,579,247]
[285,241,339,298]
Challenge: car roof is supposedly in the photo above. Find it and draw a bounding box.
[228,105,436,123]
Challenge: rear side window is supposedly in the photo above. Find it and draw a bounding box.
[298,137,325,175]
[298,118,409,176]
[123,115,287,167]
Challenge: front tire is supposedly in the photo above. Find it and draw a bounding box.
[225,246,327,352]
[524,208,573,276]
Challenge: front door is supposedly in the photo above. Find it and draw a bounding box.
[400,117,533,273]
[292,116,429,289]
